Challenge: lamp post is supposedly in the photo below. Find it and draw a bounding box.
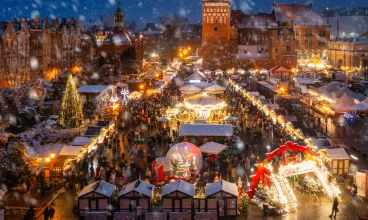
[121,88,129,106]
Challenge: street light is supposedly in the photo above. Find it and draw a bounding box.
[45,157,51,163]
[50,153,55,159]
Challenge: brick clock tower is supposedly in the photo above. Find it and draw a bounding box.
[201,0,231,70]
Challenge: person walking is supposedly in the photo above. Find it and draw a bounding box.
[329,197,339,218]
[49,206,55,220]
[43,206,50,220]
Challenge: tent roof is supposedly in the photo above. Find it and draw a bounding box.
[78,180,116,198]
[358,97,368,110]
[179,124,233,137]
[72,137,92,146]
[269,66,290,73]
[325,148,350,160]
[179,84,201,92]
[162,180,195,197]
[204,84,226,92]
[205,180,238,197]
[330,93,358,112]
[59,145,83,157]
[185,93,225,107]
[200,142,228,154]
[224,116,236,121]
[185,73,207,81]
[118,180,154,197]
[193,81,213,89]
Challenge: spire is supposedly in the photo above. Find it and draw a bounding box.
[117,1,122,13]
[44,16,51,29]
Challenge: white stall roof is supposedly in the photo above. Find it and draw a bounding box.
[78,180,116,198]
[325,148,350,160]
[78,85,111,93]
[59,145,83,157]
[205,180,238,197]
[72,137,92,146]
[200,142,228,154]
[249,92,260,97]
[119,180,154,197]
[162,180,195,197]
[179,124,233,137]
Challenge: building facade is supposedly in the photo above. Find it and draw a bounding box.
[96,1,144,70]
[201,0,231,69]
[202,2,329,70]
[321,7,368,39]
[328,33,368,69]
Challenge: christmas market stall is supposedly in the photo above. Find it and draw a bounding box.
[205,180,238,218]
[179,124,232,145]
[321,147,350,175]
[71,136,92,148]
[78,180,116,218]
[78,85,116,109]
[162,179,195,213]
[118,180,154,214]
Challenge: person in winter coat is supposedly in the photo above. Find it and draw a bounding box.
[329,197,339,218]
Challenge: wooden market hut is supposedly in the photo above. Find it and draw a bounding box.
[118,180,155,213]
[78,181,116,217]
[162,180,195,213]
[205,180,238,218]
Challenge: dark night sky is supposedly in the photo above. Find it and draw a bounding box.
[0,0,367,27]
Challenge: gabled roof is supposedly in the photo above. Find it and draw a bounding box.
[103,26,132,44]
[325,148,350,160]
[119,180,154,197]
[238,14,275,29]
[311,136,333,148]
[179,124,233,137]
[142,23,162,35]
[273,3,328,26]
[185,72,207,81]
[204,84,226,92]
[330,92,359,112]
[59,145,83,157]
[78,180,116,198]
[269,66,290,73]
[205,180,238,197]
[162,180,195,197]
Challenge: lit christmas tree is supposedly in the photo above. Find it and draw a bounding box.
[60,75,84,128]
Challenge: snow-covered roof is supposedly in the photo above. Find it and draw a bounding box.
[180,84,201,92]
[269,66,290,73]
[118,180,154,197]
[179,124,233,137]
[294,77,320,85]
[358,98,368,110]
[162,180,195,197]
[204,84,226,92]
[59,145,83,157]
[330,93,359,112]
[72,136,92,146]
[78,85,111,94]
[325,148,350,160]
[193,81,212,89]
[200,142,228,154]
[185,73,207,81]
[102,26,132,44]
[238,14,275,29]
[185,93,225,107]
[273,3,328,26]
[205,180,238,197]
[78,181,116,198]
[311,136,333,148]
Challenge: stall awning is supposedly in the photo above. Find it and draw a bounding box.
[59,145,83,157]
[179,124,233,137]
[325,148,350,160]
[84,126,104,137]
[311,136,333,148]
[200,142,228,154]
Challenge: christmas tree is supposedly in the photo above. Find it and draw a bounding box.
[60,75,84,128]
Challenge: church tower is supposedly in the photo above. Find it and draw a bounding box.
[201,0,231,69]
[114,1,125,28]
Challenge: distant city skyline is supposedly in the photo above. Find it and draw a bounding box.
[0,0,367,28]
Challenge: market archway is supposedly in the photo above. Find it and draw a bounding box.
[247,142,340,211]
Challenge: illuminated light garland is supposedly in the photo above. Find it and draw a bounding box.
[60,75,84,127]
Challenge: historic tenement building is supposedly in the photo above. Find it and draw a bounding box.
[328,32,368,68]
[201,0,231,69]
[202,2,330,70]
[0,16,85,87]
[96,1,144,70]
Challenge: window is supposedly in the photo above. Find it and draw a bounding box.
[305,30,312,36]
[318,40,326,46]
[214,27,218,31]
[286,45,291,52]
[305,40,312,47]
[295,30,299,36]
[318,30,326,36]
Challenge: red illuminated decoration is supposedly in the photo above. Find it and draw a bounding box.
[247,141,319,197]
